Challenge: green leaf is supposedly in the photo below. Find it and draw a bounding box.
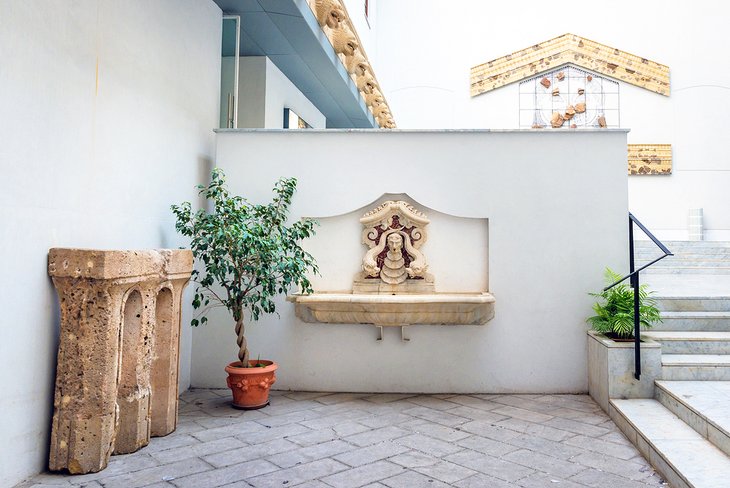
[171,168,319,360]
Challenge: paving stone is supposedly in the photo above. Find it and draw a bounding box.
[49,453,160,484]
[447,405,509,423]
[453,473,515,488]
[267,440,355,468]
[261,400,322,416]
[405,395,460,411]
[171,459,278,488]
[564,433,641,460]
[320,460,405,488]
[490,395,561,414]
[299,410,371,430]
[459,420,523,442]
[495,418,576,442]
[286,481,331,488]
[170,422,207,436]
[143,434,202,453]
[20,391,665,488]
[444,450,535,482]
[548,407,610,425]
[239,422,313,444]
[357,412,417,429]
[151,437,246,464]
[502,449,588,478]
[395,433,464,457]
[333,441,409,467]
[282,391,331,401]
[254,408,322,427]
[412,459,477,483]
[380,470,451,487]
[283,428,342,447]
[399,419,471,442]
[247,458,349,488]
[400,406,470,427]
[101,458,212,488]
[315,393,369,405]
[191,420,267,443]
[216,482,254,488]
[571,451,657,482]
[331,420,373,437]
[15,480,75,488]
[543,417,612,438]
[343,426,410,447]
[569,468,661,488]
[516,472,589,488]
[600,431,635,446]
[389,450,439,468]
[203,438,298,468]
[491,405,554,423]
[536,395,603,413]
[441,395,503,410]
[362,393,417,404]
[505,433,584,460]
[455,434,521,456]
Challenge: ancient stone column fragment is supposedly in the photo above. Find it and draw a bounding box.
[47,248,192,474]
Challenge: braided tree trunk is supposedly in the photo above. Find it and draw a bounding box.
[235,316,250,366]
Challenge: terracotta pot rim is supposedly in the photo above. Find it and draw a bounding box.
[225,360,278,374]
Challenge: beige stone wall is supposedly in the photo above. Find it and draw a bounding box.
[48,249,192,474]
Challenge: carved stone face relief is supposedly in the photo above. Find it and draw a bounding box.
[355,201,434,294]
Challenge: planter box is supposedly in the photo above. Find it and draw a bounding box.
[587,330,662,413]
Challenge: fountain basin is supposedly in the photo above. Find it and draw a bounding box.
[288,292,495,326]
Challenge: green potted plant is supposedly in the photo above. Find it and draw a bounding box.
[172,168,317,409]
[587,268,662,340]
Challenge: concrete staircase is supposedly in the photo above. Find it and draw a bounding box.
[608,243,730,487]
[634,240,730,275]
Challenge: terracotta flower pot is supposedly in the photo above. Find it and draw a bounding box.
[225,360,278,410]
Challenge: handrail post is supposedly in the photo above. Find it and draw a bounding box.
[632,270,641,380]
[629,215,635,275]
[629,216,641,380]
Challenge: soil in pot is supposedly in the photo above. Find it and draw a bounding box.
[225,360,278,410]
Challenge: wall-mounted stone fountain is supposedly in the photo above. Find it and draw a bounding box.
[289,201,495,336]
[47,248,192,474]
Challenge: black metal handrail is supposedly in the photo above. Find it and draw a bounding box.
[603,213,673,380]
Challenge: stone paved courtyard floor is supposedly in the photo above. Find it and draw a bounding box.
[20,390,668,488]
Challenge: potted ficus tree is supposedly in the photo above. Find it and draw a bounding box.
[587,267,662,340]
[172,168,317,409]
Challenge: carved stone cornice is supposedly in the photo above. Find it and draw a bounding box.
[471,33,670,97]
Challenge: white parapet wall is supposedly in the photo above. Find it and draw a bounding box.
[192,129,629,394]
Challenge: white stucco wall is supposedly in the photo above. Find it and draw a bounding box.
[342,0,377,62]
[0,1,221,485]
[191,129,629,395]
[373,0,730,240]
[232,56,326,129]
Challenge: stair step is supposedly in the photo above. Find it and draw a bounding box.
[642,331,730,354]
[634,241,730,249]
[610,399,730,488]
[643,267,730,275]
[655,297,730,312]
[652,311,730,332]
[662,354,730,380]
[655,381,730,458]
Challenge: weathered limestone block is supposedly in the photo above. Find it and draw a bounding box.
[48,249,192,474]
